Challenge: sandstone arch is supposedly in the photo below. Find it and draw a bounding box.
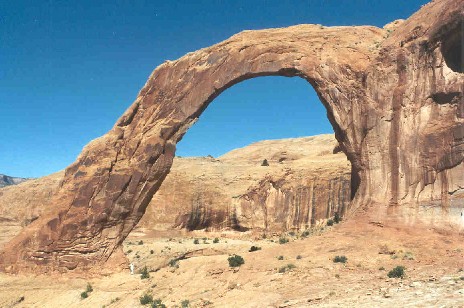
[1,0,462,273]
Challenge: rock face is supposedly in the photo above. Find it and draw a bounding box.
[0,135,350,249]
[139,134,351,233]
[0,173,62,248]
[0,0,462,273]
[0,174,29,188]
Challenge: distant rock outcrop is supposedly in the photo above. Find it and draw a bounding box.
[0,174,29,188]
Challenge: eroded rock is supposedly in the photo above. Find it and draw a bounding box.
[0,0,462,273]
[138,134,351,233]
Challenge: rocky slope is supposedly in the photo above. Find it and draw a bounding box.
[0,172,62,247]
[0,135,350,249]
[0,174,29,188]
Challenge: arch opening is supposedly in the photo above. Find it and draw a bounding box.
[144,75,354,233]
[181,63,361,204]
[172,69,361,201]
[176,76,334,157]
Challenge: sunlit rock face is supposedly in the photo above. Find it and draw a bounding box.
[138,135,351,233]
[0,0,462,273]
[360,6,464,226]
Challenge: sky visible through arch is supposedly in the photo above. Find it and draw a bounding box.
[0,0,429,178]
[176,76,330,158]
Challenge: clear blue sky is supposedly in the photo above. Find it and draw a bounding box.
[0,0,428,178]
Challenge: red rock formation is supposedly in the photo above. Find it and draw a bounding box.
[233,175,350,232]
[137,135,351,233]
[0,0,462,273]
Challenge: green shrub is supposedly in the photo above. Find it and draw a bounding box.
[277,255,284,260]
[278,263,296,273]
[388,266,405,278]
[168,259,178,267]
[279,237,289,244]
[140,266,150,279]
[289,231,296,236]
[379,266,385,270]
[327,219,334,226]
[213,238,219,244]
[402,252,414,260]
[152,299,166,308]
[139,295,166,307]
[249,246,261,252]
[228,254,245,267]
[301,230,310,237]
[296,255,302,260]
[333,255,347,263]
[150,249,154,254]
[334,212,341,223]
[140,293,153,305]
[181,299,190,308]
[193,239,199,244]
[85,283,93,293]
[127,249,133,254]
[80,282,93,299]
[138,240,144,245]
[261,159,269,166]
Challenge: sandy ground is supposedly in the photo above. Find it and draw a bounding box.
[0,217,463,308]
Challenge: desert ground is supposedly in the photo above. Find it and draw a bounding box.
[0,215,463,308]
